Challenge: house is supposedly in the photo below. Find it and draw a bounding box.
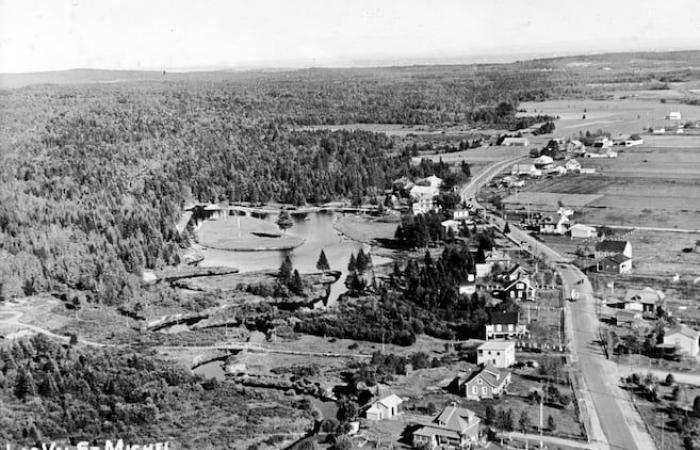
[459,283,476,296]
[570,223,596,239]
[456,365,512,400]
[597,253,632,274]
[511,164,542,177]
[545,166,567,176]
[477,340,516,368]
[533,155,554,170]
[586,147,618,158]
[485,311,528,340]
[652,128,666,134]
[666,112,682,121]
[663,325,699,357]
[442,220,461,234]
[592,137,613,149]
[595,240,632,259]
[475,249,511,278]
[566,140,586,154]
[565,159,582,172]
[615,310,642,326]
[412,404,481,449]
[410,184,440,214]
[453,209,471,221]
[579,167,596,174]
[502,137,530,147]
[499,264,530,283]
[502,276,536,301]
[365,394,403,420]
[624,287,665,315]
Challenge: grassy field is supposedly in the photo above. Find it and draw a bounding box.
[520,98,700,137]
[631,382,700,450]
[333,214,401,243]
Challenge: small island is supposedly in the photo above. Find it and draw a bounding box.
[197,215,305,251]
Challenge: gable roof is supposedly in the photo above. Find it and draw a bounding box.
[503,277,534,292]
[376,394,403,409]
[595,240,629,253]
[603,254,631,265]
[665,325,700,340]
[624,287,664,304]
[489,311,519,325]
[465,365,509,388]
[478,340,515,351]
[433,404,478,432]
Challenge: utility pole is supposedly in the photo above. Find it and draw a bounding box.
[540,399,544,448]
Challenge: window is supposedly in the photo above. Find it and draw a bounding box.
[472,386,477,394]
[482,387,487,395]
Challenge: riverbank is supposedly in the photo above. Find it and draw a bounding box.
[333,213,400,244]
[197,215,305,251]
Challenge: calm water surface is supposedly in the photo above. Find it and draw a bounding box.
[200,211,389,305]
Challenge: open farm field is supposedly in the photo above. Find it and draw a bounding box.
[417,145,530,165]
[521,98,700,137]
[502,191,603,210]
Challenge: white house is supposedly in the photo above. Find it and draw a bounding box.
[663,325,699,357]
[502,137,530,147]
[570,223,596,239]
[477,341,516,368]
[410,185,440,214]
[441,220,461,234]
[652,128,666,134]
[511,164,542,177]
[365,394,403,420]
[533,155,554,170]
[453,209,471,221]
[666,112,682,121]
[565,159,581,172]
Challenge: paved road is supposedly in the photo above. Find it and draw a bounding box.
[461,160,656,450]
[501,431,593,449]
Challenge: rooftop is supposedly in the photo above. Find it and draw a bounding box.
[665,324,700,340]
[478,340,515,351]
[595,240,630,253]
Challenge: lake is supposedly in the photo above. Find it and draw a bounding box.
[199,211,390,305]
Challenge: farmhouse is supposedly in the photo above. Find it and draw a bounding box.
[662,325,699,357]
[454,365,512,400]
[592,137,613,148]
[533,155,554,170]
[570,223,596,239]
[624,287,665,315]
[412,404,481,449]
[501,276,536,301]
[365,394,403,421]
[595,240,632,259]
[502,137,530,147]
[511,164,542,177]
[485,311,528,340]
[597,253,632,274]
[477,340,516,368]
[498,264,530,283]
[566,140,586,154]
[666,111,682,121]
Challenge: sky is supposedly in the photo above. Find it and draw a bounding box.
[0,0,699,73]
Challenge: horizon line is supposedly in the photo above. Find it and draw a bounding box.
[2,47,700,76]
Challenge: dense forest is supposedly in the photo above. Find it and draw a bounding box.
[0,335,313,448]
[0,68,551,304]
[296,239,517,344]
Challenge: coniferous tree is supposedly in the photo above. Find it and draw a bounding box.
[276,210,293,233]
[279,255,293,284]
[347,254,356,272]
[316,250,330,273]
